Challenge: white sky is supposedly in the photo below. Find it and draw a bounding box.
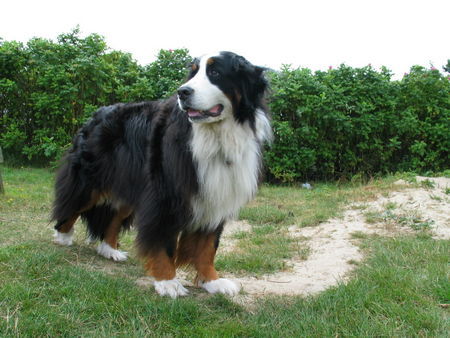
[1,0,449,78]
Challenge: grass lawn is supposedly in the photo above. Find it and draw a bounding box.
[0,167,448,336]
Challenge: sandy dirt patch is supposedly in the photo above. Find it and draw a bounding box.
[222,176,449,297]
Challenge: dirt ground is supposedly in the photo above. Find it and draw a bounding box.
[221,176,449,297]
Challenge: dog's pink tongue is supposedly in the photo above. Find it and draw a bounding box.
[188,109,202,117]
[208,105,221,114]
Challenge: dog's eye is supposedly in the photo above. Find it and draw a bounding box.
[209,69,220,78]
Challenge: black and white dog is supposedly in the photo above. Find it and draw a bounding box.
[52,51,272,298]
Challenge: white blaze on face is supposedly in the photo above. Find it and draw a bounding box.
[179,54,233,123]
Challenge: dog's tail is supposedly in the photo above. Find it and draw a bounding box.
[52,154,92,229]
[80,204,114,240]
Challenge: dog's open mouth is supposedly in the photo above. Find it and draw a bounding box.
[186,104,224,119]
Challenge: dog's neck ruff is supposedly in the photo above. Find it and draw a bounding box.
[189,109,271,232]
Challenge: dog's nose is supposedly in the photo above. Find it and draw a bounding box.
[177,86,194,101]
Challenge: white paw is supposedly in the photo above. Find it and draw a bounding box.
[96,242,128,261]
[53,229,74,246]
[200,278,240,296]
[154,279,189,299]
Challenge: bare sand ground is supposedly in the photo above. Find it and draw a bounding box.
[222,176,449,297]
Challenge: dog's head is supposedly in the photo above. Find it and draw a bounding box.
[177,51,268,124]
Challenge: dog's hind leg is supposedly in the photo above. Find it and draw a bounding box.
[54,215,78,246]
[96,206,132,261]
[53,191,101,246]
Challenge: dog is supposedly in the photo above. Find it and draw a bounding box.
[52,51,272,298]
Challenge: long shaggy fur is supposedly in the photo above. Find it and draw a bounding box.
[52,51,272,271]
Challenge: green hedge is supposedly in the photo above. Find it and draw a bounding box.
[0,29,190,165]
[266,65,449,182]
[1,29,449,180]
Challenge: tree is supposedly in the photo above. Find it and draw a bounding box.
[144,48,192,99]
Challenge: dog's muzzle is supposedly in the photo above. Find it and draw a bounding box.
[177,86,224,120]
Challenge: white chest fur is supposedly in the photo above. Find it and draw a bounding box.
[189,111,270,231]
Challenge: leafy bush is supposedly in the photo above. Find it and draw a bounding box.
[1,29,448,180]
[0,29,190,164]
[143,49,192,99]
[265,64,449,182]
[394,66,450,172]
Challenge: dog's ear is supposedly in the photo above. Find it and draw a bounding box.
[185,58,200,80]
[230,54,268,123]
[232,55,255,74]
[252,65,268,94]
[232,55,267,76]
[254,65,265,76]
[232,55,267,88]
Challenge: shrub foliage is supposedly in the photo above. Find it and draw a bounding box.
[267,64,450,181]
[0,29,190,164]
[1,29,449,180]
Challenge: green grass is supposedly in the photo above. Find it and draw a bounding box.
[0,167,448,336]
[217,177,410,276]
[249,236,449,336]
[364,208,435,232]
[420,179,436,189]
[216,225,297,275]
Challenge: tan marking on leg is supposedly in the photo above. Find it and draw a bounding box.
[103,206,132,249]
[145,250,176,281]
[193,233,219,285]
[175,231,200,267]
[176,232,219,286]
[58,215,79,233]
